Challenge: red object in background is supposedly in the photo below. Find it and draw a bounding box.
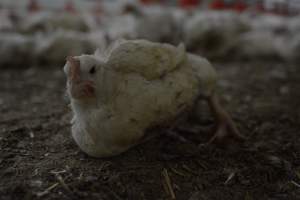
[140,0,158,4]
[64,1,76,13]
[256,3,265,12]
[28,0,40,13]
[210,0,225,10]
[233,0,247,12]
[140,0,162,5]
[179,0,201,8]
[140,0,150,4]
[93,3,103,15]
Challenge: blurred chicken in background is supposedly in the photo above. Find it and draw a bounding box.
[0,0,300,68]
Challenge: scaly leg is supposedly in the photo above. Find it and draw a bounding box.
[206,93,246,144]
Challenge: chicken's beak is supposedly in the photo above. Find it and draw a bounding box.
[66,56,80,82]
[66,56,96,99]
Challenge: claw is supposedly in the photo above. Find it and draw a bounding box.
[207,122,246,145]
[206,94,246,145]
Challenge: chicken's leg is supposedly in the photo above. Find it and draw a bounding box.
[206,94,246,144]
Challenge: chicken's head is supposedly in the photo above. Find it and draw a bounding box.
[64,54,103,100]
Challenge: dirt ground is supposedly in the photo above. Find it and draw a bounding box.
[0,61,299,200]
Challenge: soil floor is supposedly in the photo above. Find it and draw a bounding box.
[0,62,299,200]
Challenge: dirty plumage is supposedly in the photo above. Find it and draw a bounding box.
[64,39,242,157]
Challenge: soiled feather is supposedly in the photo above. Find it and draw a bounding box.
[67,40,217,157]
[107,40,187,80]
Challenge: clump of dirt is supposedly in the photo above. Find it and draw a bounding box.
[0,62,299,200]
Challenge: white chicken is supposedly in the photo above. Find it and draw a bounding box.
[183,11,250,58]
[249,14,288,35]
[105,13,138,41]
[287,16,300,36]
[228,30,285,60]
[288,35,300,63]
[105,3,177,43]
[36,30,107,65]
[0,10,14,32]
[64,39,244,157]
[20,12,90,34]
[135,5,178,43]
[0,33,35,68]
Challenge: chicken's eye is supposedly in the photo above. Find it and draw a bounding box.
[89,66,96,74]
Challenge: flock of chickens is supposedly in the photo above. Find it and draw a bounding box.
[0,2,300,68]
[2,2,298,157]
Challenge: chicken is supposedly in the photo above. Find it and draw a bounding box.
[183,11,250,59]
[249,14,288,35]
[288,35,300,63]
[0,10,14,32]
[135,5,178,43]
[105,13,138,41]
[20,12,90,34]
[0,33,35,68]
[105,2,177,43]
[227,30,286,60]
[64,39,244,157]
[287,16,300,36]
[36,30,107,65]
